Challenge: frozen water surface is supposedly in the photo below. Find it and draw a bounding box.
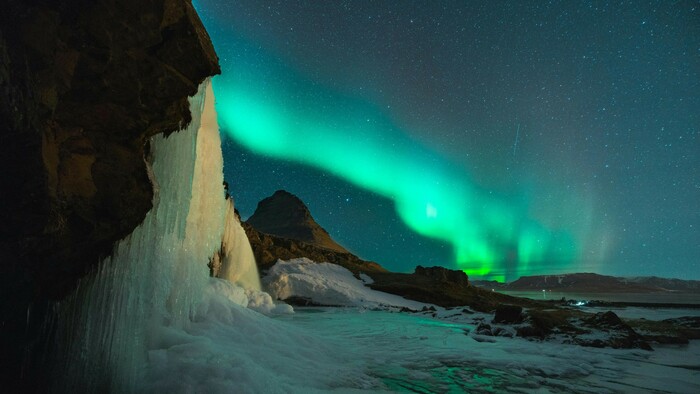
[275,308,700,393]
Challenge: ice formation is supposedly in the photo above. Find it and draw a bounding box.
[217,200,262,291]
[50,80,227,391]
[211,198,291,315]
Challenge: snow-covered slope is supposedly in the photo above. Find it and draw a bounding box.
[263,258,429,310]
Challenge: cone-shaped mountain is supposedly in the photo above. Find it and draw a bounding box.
[246,190,348,253]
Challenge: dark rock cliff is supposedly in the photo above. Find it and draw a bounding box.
[0,0,219,390]
[414,265,469,287]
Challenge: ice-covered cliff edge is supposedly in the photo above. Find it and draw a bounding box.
[51,80,225,391]
[215,200,263,291]
[1,1,221,389]
[49,79,359,393]
[48,80,288,391]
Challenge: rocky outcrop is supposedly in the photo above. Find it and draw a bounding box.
[244,222,386,274]
[576,311,652,350]
[368,268,540,311]
[246,190,349,253]
[468,306,654,350]
[0,0,219,389]
[492,304,523,324]
[414,265,469,287]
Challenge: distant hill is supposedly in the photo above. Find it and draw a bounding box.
[246,190,348,253]
[623,276,700,292]
[472,273,700,293]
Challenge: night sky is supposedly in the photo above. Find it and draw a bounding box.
[194,1,699,281]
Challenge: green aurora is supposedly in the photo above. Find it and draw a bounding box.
[211,41,577,282]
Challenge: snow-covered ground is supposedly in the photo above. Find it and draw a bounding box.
[281,308,700,393]
[146,281,700,393]
[143,259,700,393]
[262,258,429,310]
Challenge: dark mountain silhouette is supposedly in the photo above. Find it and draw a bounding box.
[473,273,700,293]
[246,190,348,253]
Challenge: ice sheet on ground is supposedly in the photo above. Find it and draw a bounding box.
[278,308,700,393]
[149,280,700,393]
[146,280,379,393]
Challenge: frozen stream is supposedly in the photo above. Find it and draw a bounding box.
[275,307,700,393]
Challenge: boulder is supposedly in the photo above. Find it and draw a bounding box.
[475,322,493,336]
[414,265,469,286]
[493,304,523,324]
[580,311,652,350]
[585,311,625,328]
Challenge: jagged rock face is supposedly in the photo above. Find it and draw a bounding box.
[579,311,652,350]
[0,0,219,389]
[367,270,536,311]
[246,190,349,253]
[0,0,219,300]
[414,265,469,287]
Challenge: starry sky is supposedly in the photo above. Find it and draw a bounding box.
[194,1,699,281]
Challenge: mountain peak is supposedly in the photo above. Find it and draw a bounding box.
[246,190,348,253]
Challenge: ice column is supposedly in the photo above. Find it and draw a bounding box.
[218,200,263,291]
[51,80,227,392]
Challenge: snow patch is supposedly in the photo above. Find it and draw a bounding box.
[359,272,374,284]
[263,258,428,309]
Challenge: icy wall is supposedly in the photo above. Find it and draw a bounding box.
[50,80,227,391]
[218,200,263,291]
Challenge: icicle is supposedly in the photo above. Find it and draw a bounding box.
[50,80,227,392]
[218,200,262,291]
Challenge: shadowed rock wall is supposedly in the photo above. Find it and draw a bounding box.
[0,0,219,390]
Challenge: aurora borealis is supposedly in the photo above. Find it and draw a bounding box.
[214,55,576,281]
[195,1,699,280]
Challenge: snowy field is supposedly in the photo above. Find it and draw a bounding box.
[145,281,700,393]
[143,260,700,393]
[280,308,700,393]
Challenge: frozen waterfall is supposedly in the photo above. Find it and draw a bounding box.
[50,80,228,392]
[217,200,263,291]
